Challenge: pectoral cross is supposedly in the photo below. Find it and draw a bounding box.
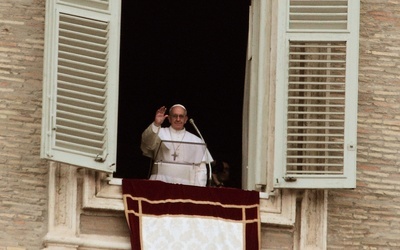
[172,151,178,161]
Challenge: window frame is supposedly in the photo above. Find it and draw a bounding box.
[42,0,359,190]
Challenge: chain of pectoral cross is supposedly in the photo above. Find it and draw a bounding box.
[169,128,186,161]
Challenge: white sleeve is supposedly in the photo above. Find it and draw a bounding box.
[140,123,161,158]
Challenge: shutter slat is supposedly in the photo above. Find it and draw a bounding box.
[290,51,346,56]
[60,15,108,37]
[288,126,344,130]
[58,83,105,97]
[55,140,104,155]
[288,112,344,115]
[287,133,344,137]
[289,81,345,85]
[58,110,104,126]
[58,73,105,89]
[57,102,105,118]
[57,123,104,138]
[55,13,110,160]
[290,44,346,48]
[59,44,107,60]
[287,140,343,144]
[59,24,108,40]
[59,32,107,50]
[288,118,344,121]
[58,80,105,96]
[289,0,348,30]
[57,96,105,111]
[290,59,346,63]
[287,155,343,159]
[59,58,106,75]
[288,90,345,93]
[59,51,105,67]
[59,0,109,11]
[287,164,343,168]
[58,65,106,82]
[287,148,343,152]
[56,138,104,151]
[289,67,345,71]
[289,74,345,78]
[284,39,347,178]
[288,97,345,100]
[286,171,343,174]
[289,104,345,107]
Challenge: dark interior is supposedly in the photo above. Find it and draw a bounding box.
[115,0,250,188]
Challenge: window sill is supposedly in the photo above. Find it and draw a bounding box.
[82,171,124,211]
[86,172,296,226]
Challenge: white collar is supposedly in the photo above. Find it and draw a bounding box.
[169,126,186,134]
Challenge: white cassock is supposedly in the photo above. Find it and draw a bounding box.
[141,123,213,186]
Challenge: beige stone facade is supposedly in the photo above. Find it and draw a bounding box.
[0,0,48,249]
[1,0,400,249]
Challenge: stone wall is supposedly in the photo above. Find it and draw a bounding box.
[2,0,400,249]
[327,0,400,249]
[0,0,47,249]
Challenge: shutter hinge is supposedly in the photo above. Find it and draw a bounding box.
[95,153,108,162]
[283,176,297,182]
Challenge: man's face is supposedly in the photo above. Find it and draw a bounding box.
[168,106,188,130]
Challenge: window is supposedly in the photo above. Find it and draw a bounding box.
[41,0,248,187]
[41,0,359,190]
[115,0,249,188]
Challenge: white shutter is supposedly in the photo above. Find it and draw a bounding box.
[41,0,120,172]
[273,0,359,188]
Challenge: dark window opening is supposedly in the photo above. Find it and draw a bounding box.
[115,0,250,189]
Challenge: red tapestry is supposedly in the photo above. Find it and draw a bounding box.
[122,179,260,250]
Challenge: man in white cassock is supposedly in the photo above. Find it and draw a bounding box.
[141,104,213,186]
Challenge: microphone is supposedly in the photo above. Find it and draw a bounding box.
[189,118,212,185]
[189,118,205,142]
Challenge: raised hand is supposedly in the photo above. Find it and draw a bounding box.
[154,106,168,127]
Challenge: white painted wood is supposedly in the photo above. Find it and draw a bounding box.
[41,0,121,173]
[273,0,359,188]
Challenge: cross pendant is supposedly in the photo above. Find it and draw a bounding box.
[172,152,178,161]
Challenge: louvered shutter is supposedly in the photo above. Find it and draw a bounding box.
[273,0,359,188]
[41,0,120,172]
